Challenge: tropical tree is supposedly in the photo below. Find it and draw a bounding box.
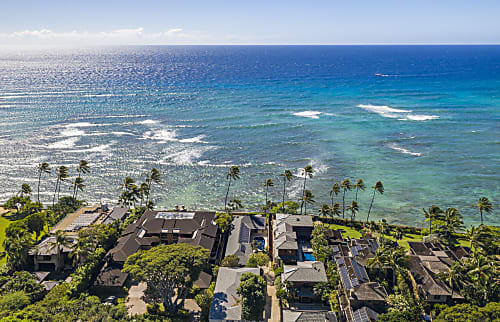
[436,207,464,245]
[311,224,332,262]
[280,170,293,213]
[26,212,46,241]
[224,166,240,211]
[331,202,341,217]
[118,177,139,207]
[69,238,93,266]
[3,231,35,270]
[354,179,366,201]
[476,197,492,225]
[18,184,32,198]
[228,199,243,212]
[340,179,352,219]
[138,182,150,207]
[439,262,462,299]
[300,190,315,215]
[318,204,331,218]
[77,160,90,177]
[300,165,314,214]
[36,162,51,204]
[264,178,274,215]
[48,230,71,271]
[236,273,267,322]
[347,200,359,222]
[422,205,444,235]
[72,177,85,199]
[145,168,161,204]
[123,243,209,314]
[52,166,69,206]
[366,181,384,223]
[329,182,340,209]
[215,212,233,233]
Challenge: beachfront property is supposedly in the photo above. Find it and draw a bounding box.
[225,215,266,265]
[29,205,127,272]
[332,237,388,322]
[209,267,262,322]
[281,309,338,322]
[273,214,314,265]
[282,261,328,302]
[95,210,220,289]
[407,241,467,303]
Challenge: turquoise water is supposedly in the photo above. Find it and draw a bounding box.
[0,46,498,226]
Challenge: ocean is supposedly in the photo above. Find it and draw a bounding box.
[0,45,498,226]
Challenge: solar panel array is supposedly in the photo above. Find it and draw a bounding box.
[65,212,100,231]
[238,224,251,243]
[352,308,370,322]
[155,212,195,220]
[339,266,353,289]
[352,260,369,281]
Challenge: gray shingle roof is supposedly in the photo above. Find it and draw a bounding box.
[225,215,266,265]
[282,262,328,283]
[209,267,260,321]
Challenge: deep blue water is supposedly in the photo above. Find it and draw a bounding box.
[0,45,498,226]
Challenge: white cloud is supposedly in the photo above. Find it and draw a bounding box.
[0,27,203,46]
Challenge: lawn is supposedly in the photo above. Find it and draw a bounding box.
[321,222,422,250]
[0,215,11,264]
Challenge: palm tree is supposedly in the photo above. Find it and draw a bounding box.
[69,238,92,266]
[48,230,71,271]
[72,177,85,199]
[347,200,359,222]
[36,162,50,203]
[466,225,487,253]
[228,199,243,212]
[340,179,352,219]
[318,204,331,218]
[440,207,464,244]
[366,181,384,223]
[139,182,150,206]
[331,202,341,217]
[422,205,443,235]
[120,177,136,192]
[3,232,35,270]
[329,182,340,209]
[145,168,161,204]
[264,178,274,214]
[476,197,492,225]
[18,184,32,198]
[280,170,293,213]
[53,166,69,206]
[300,165,314,215]
[77,160,90,177]
[439,262,461,299]
[224,166,240,210]
[119,177,139,207]
[301,190,315,215]
[354,179,366,201]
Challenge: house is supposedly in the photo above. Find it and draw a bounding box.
[29,235,75,271]
[407,242,465,303]
[351,306,380,322]
[326,229,344,245]
[95,210,220,289]
[50,205,114,236]
[282,261,328,302]
[209,267,261,322]
[282,309,337,322]
[273,214,314,265]
[102,207,128,224]
[333,237,387,321]
[225,215,266,265]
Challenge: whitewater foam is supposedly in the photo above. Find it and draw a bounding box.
[388,144,422,157]
[293,111,322,119]
[358,104,439,121]
[61,128,85,137]
[47,137,79,149]
[138,119,160,125]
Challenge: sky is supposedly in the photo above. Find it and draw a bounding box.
[1,0,499,46]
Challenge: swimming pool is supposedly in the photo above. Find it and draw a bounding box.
[254,237,265,251]
[303,253,315,261]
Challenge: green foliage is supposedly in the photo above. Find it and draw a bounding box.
[195,285,214,322]
[246,252,269,267]
[311,224,332,263]
[3,230,34,271]
[25,212,46,240]
[48,197,84,226]
[215,212,233,233]
[237,273,266,322]
[221,254,240,267]
[0,271,45,302]
[434,302,500,322]
[124,243,209,314]
[67,247,106,297]
[271,201,299,214]
[0,291,30,312]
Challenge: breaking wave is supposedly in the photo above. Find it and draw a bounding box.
[293,111,322,119]
[358,104,439,121]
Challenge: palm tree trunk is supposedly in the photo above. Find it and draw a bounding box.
[342,189,346,219]
[480,209,483,225]
[146,181,152,205]
[282,177,286,213]
[300,177,307,215]
[37,171,42,203]
[355,188,359,201]
[224,178,232,210]
[265,186,268,215]
[367,189,375,223]
[429,219,432,234]
[52,178,59,207]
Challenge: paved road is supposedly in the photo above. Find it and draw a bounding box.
[126,282,147,316]
[263,264,281,322]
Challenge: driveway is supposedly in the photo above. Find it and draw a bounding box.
[126,282,147,316]
[262,264,281,322]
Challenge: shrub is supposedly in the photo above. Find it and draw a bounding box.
[246,252,269,267]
